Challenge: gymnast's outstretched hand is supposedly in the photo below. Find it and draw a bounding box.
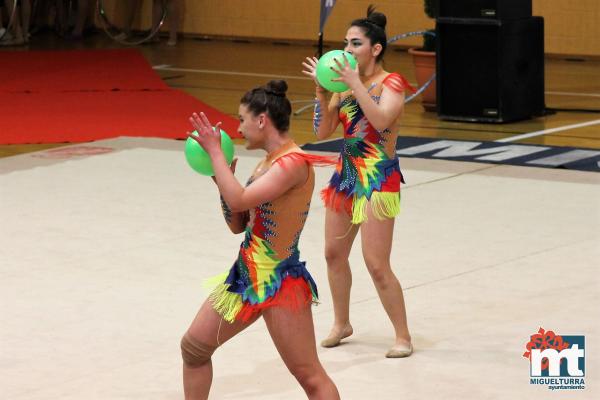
[187,112,223,157]
[301,56,320,85]
[331,53,361,91]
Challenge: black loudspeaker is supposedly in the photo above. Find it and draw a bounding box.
[438,0,532,20]
[437,17,545,123]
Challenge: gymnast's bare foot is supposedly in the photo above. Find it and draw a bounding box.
[320,323,353,348]
[385,339,413,358]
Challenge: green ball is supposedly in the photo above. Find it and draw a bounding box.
[316,50,357,93]
[185,128,234,176]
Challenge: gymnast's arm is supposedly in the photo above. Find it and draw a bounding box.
[218,195,249,234]
[214,159,249,234]
[351,82,405,131]
[211,154,307,213]
[302,56,340,139]
[187,112,306,217]
[313,88,341,140]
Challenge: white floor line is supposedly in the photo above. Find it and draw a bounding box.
[152,65,426,86]
[153,66,600,99]
[306,136,342,146]
[153,64,599,145]
[546,91,600,98]
[153,66,311,81]
[495,119,600,143]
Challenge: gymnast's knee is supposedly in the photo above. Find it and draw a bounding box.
[180,333,217,368]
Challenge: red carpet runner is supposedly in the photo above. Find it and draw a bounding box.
[0,49,240,144]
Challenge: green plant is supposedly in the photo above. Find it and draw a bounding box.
[422,0,438,52]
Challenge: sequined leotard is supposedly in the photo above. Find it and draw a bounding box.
[319,72,414,224]
[207,142,335,322]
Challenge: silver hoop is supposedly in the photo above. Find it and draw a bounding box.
[388,30,437,103]
[405,72,436,103]
[0,0,18,41]
[96,0,167,45]
[387,30,436,44]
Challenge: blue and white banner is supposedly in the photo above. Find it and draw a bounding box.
[303,136,600,172]
[319,0,337,32]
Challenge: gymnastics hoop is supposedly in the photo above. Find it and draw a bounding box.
[0,0,18,41]
[387,30,437,103]
[96,0,167,45]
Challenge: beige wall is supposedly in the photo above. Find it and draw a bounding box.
[532,0,599,56]
[108,0,600,57]
[180,0,430,48]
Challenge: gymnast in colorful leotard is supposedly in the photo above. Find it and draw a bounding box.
[181,80,339,400]
[302,6,415,358]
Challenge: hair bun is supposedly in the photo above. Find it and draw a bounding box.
[265,80,288,96]
[367,5,387,30]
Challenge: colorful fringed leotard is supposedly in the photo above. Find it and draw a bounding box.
[320,72,415,224]
[207,142,336,323]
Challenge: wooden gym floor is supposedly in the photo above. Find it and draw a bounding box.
[0,31,599,157]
